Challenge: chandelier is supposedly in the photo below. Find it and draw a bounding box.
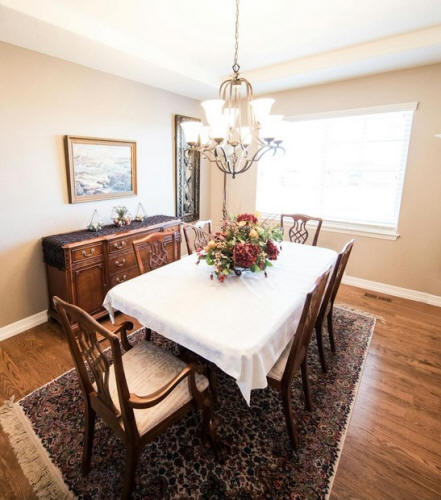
[181,0,284,210]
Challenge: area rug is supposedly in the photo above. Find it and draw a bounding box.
[0,307,375,500]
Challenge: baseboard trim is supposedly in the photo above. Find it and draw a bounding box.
[0,310,48,342]
[342,275,441,307]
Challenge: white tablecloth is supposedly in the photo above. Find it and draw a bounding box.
[103,242,337,404]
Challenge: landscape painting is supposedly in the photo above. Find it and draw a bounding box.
[65,136,137,203]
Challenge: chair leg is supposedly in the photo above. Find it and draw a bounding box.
[281,386,299,449]
[122,444,139,500]
[202,405,222,461]
[81,407,95,475]
[301,360,312,412]
[315,319,328,373]
[207,364,219,406]
[145,328,152,342]
[327,306,336,353]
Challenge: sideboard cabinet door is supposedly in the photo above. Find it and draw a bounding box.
[73,262,106,315]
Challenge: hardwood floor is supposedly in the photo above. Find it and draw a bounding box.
[0,285,440,499]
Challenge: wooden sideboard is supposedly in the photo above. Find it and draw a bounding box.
[43,216,181,324]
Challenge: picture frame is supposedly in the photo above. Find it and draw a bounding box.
[174,115,201,222]
[64,136,137,204]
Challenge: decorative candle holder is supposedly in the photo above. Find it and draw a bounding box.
[87,209,103,232]
[134,203,146,222]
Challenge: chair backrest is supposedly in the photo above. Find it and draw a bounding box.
[281,268,330,385]
[133,231,176,274]
[183,219,212,255]
[280,214,323,246]
[53,297,137,437]
[316,239,354,324]
[329,239,354,304]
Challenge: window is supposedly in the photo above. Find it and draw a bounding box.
[256,103,416,237]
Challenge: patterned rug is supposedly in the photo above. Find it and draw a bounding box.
[0,306,375,500]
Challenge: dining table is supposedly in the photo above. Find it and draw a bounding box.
[103,241,337,405]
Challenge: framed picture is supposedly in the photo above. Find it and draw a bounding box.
[174,115,201,222]
[65,136,137,203]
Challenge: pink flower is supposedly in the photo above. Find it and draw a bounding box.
[233,243,259,268]
[266,240,279,260]
[237,213,258,224]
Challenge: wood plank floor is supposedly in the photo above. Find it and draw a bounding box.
[0,285,440,499]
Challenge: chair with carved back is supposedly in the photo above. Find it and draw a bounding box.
[314,239,355,372]
[132,231,177,275]
[132,231,178,343]
[53,296,217,499]
[183,219,212,255]
[280,214,323,246]
[266,268,330,448]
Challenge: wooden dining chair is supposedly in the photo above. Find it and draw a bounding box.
[53,296,218,500]
[266,268,330,448]
[183,219,212,255]
[132,231,178,343]
[132,231,177,275]
[280,214,323,246]
[315,239,355,372]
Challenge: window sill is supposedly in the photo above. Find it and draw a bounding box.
[261,213,400,240]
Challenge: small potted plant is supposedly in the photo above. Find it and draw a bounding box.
[112,206,131,227]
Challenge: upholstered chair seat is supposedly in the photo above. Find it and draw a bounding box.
[108,342,209,435]
[268,338,294,381]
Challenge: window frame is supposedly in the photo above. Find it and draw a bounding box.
[256,102,418,240]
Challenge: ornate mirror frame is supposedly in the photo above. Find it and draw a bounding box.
[174,114,201,222]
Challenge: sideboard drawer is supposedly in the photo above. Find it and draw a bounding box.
[109,236,132,253]
[72,243,104,262]
[109,266,139,287]
[108,251,136,274]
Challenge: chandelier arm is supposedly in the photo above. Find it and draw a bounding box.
[213,146,232,175]
[218,146,233,175]
[249,145,273,163]
[202,148,231,174]
[201,149,217,163]
[234,160,253,175]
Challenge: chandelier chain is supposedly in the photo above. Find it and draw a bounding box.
[232,0,240,74]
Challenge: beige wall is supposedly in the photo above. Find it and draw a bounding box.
[0,42,208,327]
[210,63,441,296]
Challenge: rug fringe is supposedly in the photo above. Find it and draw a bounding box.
[325,314,377,499]
[0,397,75,500]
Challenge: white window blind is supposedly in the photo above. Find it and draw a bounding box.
[256,104,415,232]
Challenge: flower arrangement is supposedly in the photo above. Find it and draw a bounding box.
[197,213,283,282]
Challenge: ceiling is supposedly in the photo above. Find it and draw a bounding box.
[1,0,441,99]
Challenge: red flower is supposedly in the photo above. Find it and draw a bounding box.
[266,240,279,260]
[218,274,225,283]
[237,213,258,224]
[233,243,259,268]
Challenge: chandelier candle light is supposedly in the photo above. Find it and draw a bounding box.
[181,0,285,218]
